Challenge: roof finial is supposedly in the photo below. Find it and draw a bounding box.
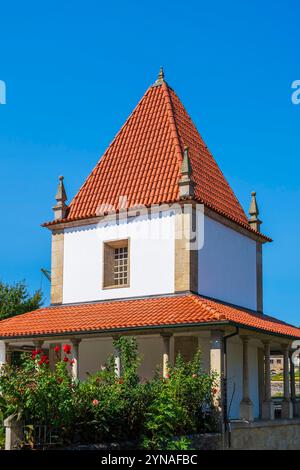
[158,66,164,81]
[178,146,195,198]
[248,191,262,231]
[153,66,165,86]
[53,175,68,220]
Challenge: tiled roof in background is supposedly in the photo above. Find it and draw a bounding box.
[0,294,299,339]
[66,78,250,228]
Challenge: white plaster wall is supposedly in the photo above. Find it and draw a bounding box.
[77,336,165,381]
[78,338,114,380]
[75,334,210,382]
[198,215,257,310]
[63,211,175,304]
[227,340,259,420]
[198,337,211,373]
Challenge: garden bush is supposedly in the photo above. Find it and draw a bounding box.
[0,337,218,450]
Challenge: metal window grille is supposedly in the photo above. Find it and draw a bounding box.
[113,246,128,285]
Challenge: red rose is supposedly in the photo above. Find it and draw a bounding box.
[118,378,124,384]
[92,399,99,406]
[63,344,71,354]
[212,388,218,395]
[54,345,60,353]
[32,348,41,358]
[63,356,69,362]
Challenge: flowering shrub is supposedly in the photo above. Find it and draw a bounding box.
[0,348,75,433]
[0,338,218,449]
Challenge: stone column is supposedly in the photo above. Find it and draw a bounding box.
[0,341,7,369]
[296,353,300,418]
[290,351,296,401]
[257,347,265,418]
[261,341,275,420]
[239,336,254,421]
[210,330,225,415]
[281,344,293,419]
[4,414,24,450]
[161,333,172,378]
[70,339,81,381]
[289,351,297,417]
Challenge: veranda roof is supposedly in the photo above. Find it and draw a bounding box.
[0,294,299,340]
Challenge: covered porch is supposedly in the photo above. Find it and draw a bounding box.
[0,292,300,446]
[1,324,300,425]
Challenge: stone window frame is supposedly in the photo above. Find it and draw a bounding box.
[102,238,130,289]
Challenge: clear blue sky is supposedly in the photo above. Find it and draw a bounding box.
[0,0,299,324]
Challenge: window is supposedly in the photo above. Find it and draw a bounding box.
[103,239,130,288]
[113,246,128,285]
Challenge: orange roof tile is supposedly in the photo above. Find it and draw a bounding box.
[45,76,270,240]
[0,294,299,339]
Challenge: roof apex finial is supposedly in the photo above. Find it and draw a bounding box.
[158,66,164,81]
[153,66,165,86]
[248,191,262,232]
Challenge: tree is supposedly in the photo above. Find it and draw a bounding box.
[0,281,43,320]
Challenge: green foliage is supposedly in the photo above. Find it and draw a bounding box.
[0,337,218,449]
[0,280,43,320]
[166,436,193,450]
[0,352,74,430]
[141,351,217,450]
[0,427,4,450]
[73,337,148,443]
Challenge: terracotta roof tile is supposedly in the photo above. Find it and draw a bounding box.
[45,78,269,239]
[0,294,299,339]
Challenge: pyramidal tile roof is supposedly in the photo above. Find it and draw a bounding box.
[0,294,299,339]
[44,71,270,240]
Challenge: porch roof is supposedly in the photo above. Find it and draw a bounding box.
[0,294,299,340]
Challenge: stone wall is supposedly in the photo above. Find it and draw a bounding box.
[230,419,300,450]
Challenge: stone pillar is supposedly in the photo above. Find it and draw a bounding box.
[161,333,172,378]
[239,336,254,421]
[261,341,275,420]
[113,338,121,378]
[174,205,198,293]
[50,229,64,305]
[289,351,297,417]
[70,339,81,381]
[4,414,24,450]
[290,352,296,402]
[281,344,293,419]
[210,330,224,414]
[0,340,7,369]
[257,347,265,418]
[295,353,300,418]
